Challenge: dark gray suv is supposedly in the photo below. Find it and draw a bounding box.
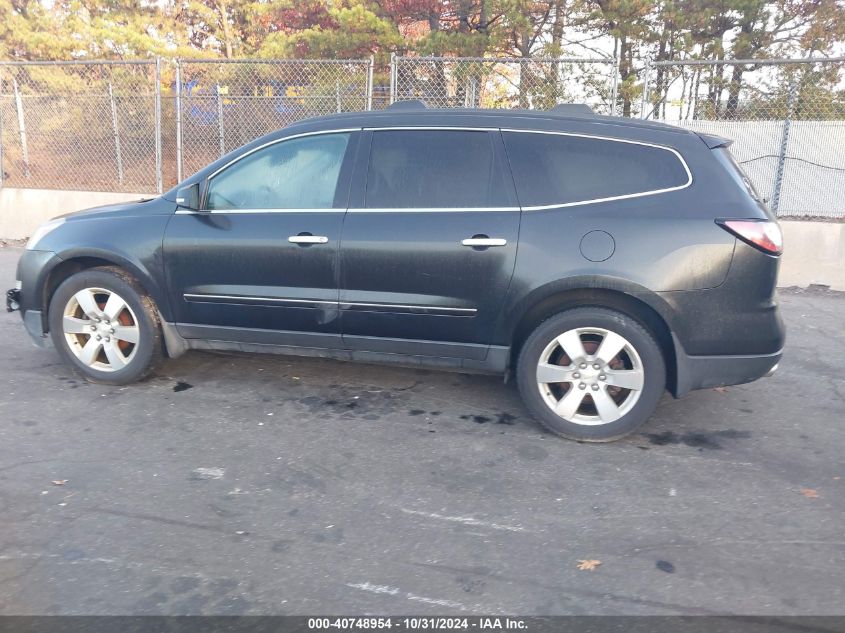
[7,103,785,441]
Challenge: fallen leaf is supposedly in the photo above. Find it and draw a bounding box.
[577,559,601,571]
[800,488,819,498]
[713,387,728,393]
[51,480,68,486]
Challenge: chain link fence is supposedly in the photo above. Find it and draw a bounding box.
[0,60,162,193]
[2,55,844,219]
[174,58,373,180]
[391,55,619,115]
[642,57,845,218]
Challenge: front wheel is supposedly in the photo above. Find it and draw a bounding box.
[49,267,164,385]
[516,307,666,441]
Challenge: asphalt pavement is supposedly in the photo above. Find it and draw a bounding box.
[0,245,843,615]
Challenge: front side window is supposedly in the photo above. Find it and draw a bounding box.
[206,132,350,210]
[503,131,690,208]
[365,130,504,208]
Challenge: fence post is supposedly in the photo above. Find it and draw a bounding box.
[0,72,5,189]
[216,84,225,158]
[12,78,30,178]
[175,60,183,183]
[771,78,798,215]
[389,53,397,104]
[336,79,342,113]
[154,58,163,194]
[108,82,124,185]
[366,56,374,111]
[465,75,477,108]
[610,53,620,116]
[640,58,651,119]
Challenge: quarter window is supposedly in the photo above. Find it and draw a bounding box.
[503,131,690,208]
[206,133,350,210]
[365,130,505,208]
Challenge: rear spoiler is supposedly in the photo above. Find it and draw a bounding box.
[696,132,732,149]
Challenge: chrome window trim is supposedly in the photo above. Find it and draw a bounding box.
[365,126,499,132]
[175,208,346,215]
[501,128,693,210]
[182,126,691,215]
[347,207,519,213]
[176,207,519,214]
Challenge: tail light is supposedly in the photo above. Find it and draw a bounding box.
[717,219,783,256]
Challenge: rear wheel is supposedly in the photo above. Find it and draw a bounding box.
[516,307,666,441]
[49,267,163,385]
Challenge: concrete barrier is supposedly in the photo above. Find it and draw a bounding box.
[1,187,843,290]
[0,188,153,240]
[779,220,845,291]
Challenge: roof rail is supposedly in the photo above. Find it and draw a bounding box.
[386,99,428,110]
[549,104,594,117]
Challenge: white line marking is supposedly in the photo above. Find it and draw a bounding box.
[401,508,527,532]
[407,593,467,609]
[347,582,468,611]
[192,467,225,480]
[346,582,400,596]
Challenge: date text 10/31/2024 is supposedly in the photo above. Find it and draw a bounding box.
[307,618,528,630]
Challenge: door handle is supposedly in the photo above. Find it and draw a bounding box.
[289,235,329,244]
[461,237,507,247]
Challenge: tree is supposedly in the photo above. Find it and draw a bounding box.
[257,0,402,59]
[572,0,654,115]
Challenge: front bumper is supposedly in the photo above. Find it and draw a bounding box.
[6,288,20,312]
[7,286,47,346]
[21,310,48,347]
[12,249,60,348]
[5,287,46,346]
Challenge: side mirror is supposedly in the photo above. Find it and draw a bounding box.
[176,182,201,211]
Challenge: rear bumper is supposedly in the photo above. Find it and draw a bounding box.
[673,333,782,396]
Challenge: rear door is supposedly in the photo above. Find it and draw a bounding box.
[163,130,357,346]
[338,128,521,359]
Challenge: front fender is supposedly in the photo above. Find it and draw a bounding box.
[53,246,172,322]
[36,214,173,323]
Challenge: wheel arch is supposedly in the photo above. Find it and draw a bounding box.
[506,280,680,396]
[41,249,171,332]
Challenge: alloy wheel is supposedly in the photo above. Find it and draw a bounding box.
[62,287,140,372]
[535,327,645,425]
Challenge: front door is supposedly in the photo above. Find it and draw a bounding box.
[339,128,521,359]
[163,130,357,347]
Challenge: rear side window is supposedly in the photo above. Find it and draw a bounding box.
[503,131,690,208]
[365,130,505,208]
[713,146,764,204]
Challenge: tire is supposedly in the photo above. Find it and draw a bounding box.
[49,266,164,385]
[516,307,666,442]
